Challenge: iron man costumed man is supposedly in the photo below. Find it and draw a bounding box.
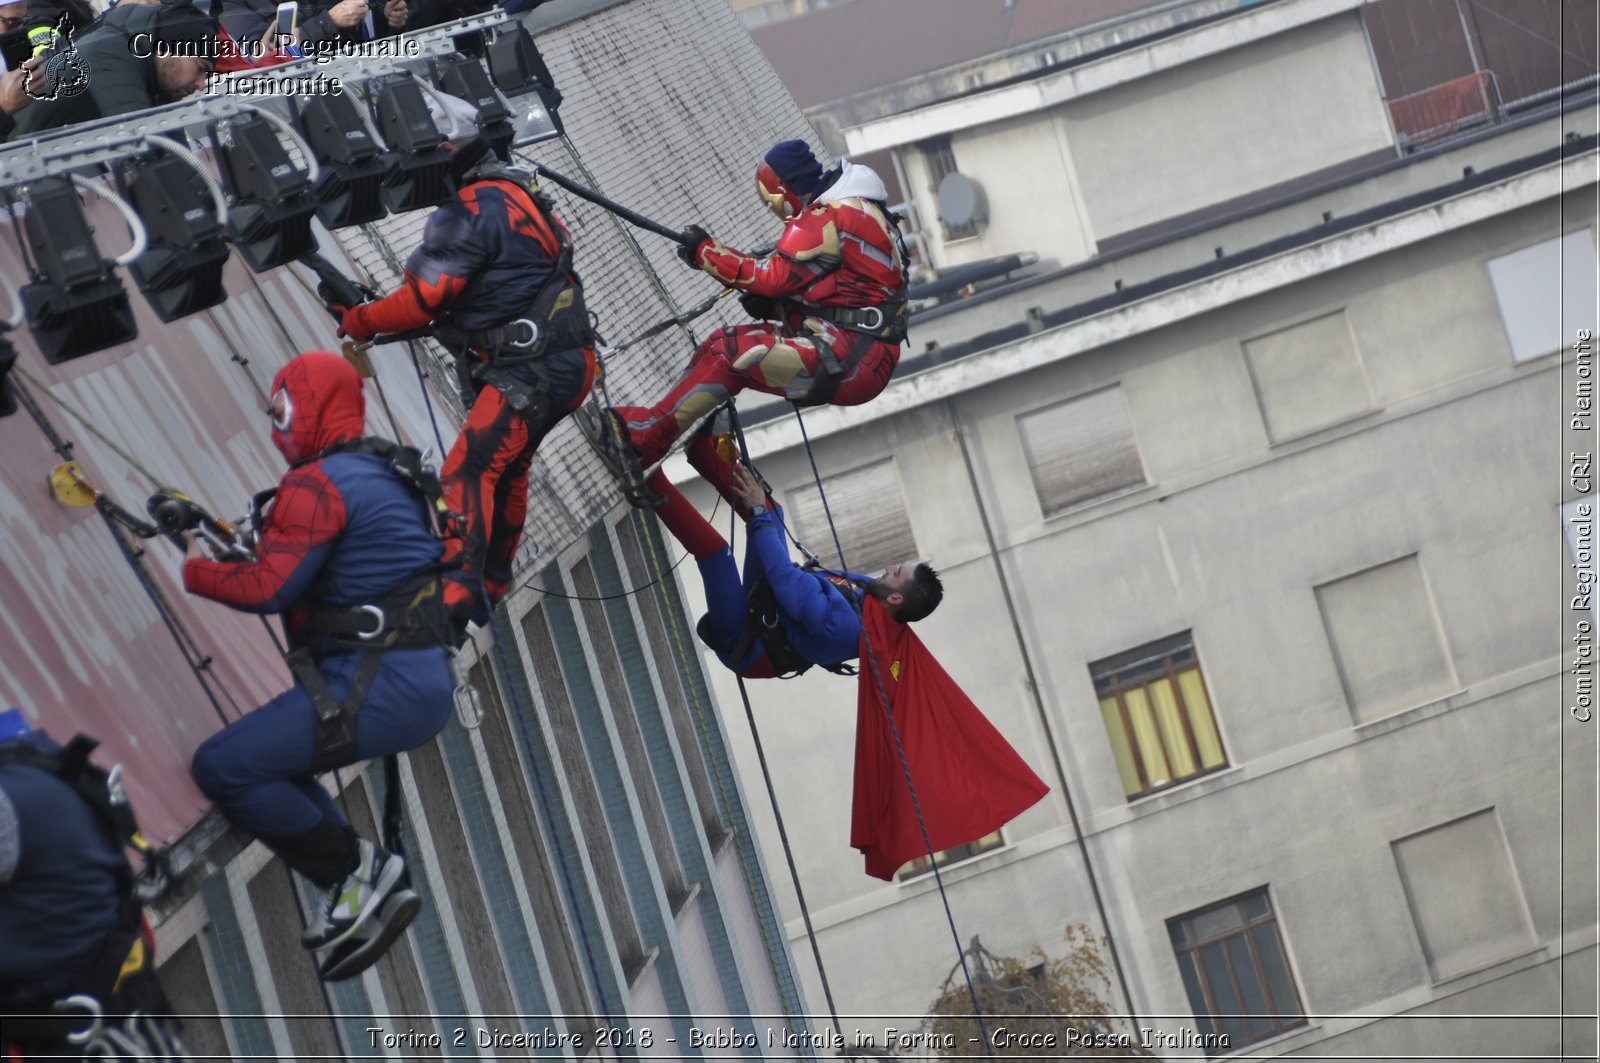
[603,139,910,476]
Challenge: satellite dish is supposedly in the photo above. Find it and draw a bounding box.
[937,171,987,230]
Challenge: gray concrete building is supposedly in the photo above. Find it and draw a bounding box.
[652,0,1600,1056]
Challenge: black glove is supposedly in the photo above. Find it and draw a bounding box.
[678,224,710,269]
[739,292,777,320]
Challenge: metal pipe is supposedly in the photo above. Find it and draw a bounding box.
[533,163,693,246]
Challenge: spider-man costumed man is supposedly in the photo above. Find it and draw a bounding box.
[337,137,597,626]
[182,351,455,982]
[602,140,908,470]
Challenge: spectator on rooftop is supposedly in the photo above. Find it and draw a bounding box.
[6,1,219,140]
[220,0,410,56]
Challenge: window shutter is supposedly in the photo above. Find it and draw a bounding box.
[784,459,916,575]
[1018,386,1146,515]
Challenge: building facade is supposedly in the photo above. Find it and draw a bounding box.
[662,0,1600,1056]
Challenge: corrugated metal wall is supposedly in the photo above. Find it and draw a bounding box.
[1,0,830,1051]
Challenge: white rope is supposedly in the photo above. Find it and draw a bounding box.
[143,133,229,224]
[66,175,148,266]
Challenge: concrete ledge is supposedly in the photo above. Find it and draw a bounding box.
[844,0,1366,154]
[725,151,1595,464]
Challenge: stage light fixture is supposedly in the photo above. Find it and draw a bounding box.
[486,23,563,145]
[368,76,456,212]
[119,153,230,322]
[15,177,138,363]
[298,92,393,228]
[214,113,318,271]
[436,53,513,159]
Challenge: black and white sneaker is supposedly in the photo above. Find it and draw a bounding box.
[303,839,404,953]
[319,887,423,983]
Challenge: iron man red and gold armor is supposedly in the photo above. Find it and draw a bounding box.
[611,139,910,468]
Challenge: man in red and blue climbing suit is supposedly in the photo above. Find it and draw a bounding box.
[605,139,909,469]
[649,460,942,678]
[181,351,455,982]
[336,138,597,627]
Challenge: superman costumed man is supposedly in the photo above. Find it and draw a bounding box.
[598,140,909,474]
[337,130,597,627]
[650,457,941,678]
[181,351,457,981]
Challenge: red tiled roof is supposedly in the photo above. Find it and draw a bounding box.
[1003,0,1166,47]
[752,0,1010,107]
[751,0,1171,106]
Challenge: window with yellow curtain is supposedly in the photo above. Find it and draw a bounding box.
[1091,633,1227,800]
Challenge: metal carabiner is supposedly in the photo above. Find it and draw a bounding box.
[354,603,388,641]
[58,993,105,1046]
[857,305,885,332]
[506,318,540,349]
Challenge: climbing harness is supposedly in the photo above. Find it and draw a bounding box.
[0,735,187,1060]
[273,437,460,773]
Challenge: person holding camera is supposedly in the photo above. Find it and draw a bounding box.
[220,0,408,55]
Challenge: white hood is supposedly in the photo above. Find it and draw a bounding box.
[817,160,888,204]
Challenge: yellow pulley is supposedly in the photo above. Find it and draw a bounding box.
[342,340,376,379]
[48,461,98,508]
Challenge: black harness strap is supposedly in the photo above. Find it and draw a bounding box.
[785,203,911,407]
[432,194,594,420]
[277,438,458,775]
[0,736,179,1051]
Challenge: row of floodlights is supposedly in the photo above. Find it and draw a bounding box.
[0,23,560,383]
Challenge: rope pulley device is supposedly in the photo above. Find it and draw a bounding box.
[147,488,255,561]
[47,461,254,562]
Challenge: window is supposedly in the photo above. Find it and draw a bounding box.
[1169,889,1306,1052]
[1392,809,1537,981]
[920,136,977,240]
[1316,554,1456,724]
[785,459,917,576]
[1092,633,1226,800]
[1017,386,1146,515]
[1487,230,1599,363]
[1242,309,1374,442]
[896,831,1004,881]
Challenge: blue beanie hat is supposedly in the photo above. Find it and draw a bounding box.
[0,707,32,743]
[763,140,825,199]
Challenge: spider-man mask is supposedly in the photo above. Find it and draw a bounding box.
[268,350,366,465]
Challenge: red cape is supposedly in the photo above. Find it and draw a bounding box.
[850,597,1050,880]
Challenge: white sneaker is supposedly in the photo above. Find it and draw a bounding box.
[309,840,404,952]
[301,886,335,948]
